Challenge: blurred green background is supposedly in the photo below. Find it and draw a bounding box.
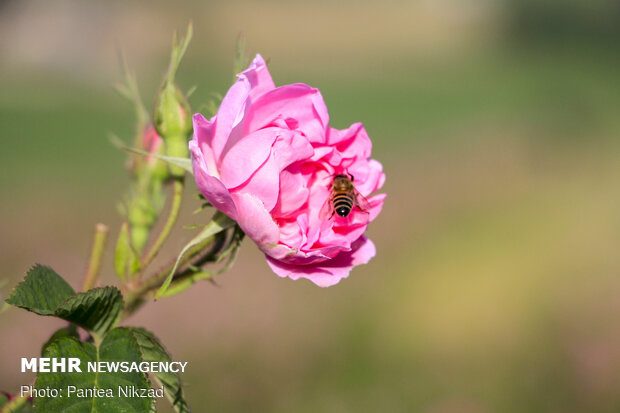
[1,0,620,412]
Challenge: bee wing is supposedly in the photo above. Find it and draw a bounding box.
[353,188,371,211]
[319,193,335,221]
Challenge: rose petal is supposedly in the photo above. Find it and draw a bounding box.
[190,139,238,220]
[265,236,376,287]
[348,159,385,196]
[192,114,220,177]
[231,192,280,250]
[329,123,372,160]
[271,130,314,170]
[329,193,384,243]
[211,74,251,161]
[245,83,329,143]
[219,127,279,188]
[240,54,276,102]
[271,170,309,218]
[231,150,281,212]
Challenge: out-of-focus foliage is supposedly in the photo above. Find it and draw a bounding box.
[1,1,619,412]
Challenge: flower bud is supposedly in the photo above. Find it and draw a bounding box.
[128,194,157,253]
[142,125,168,181]
[153,83,192,177]
[154,83,192,139]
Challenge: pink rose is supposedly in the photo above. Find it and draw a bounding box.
[189,55,385,287]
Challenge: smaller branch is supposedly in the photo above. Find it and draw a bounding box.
[81,224,109,292]
[141,177,184,269]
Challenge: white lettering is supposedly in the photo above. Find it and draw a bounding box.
[39,358,50,373]
[107,362,120,372]
[51,358,65,373]
[178,361,188,373]
[21,358,37,373]
[68,358,81,372]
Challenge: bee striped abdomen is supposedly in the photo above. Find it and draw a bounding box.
[333,192,354,217]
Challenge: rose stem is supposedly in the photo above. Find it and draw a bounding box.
[1,377,36,413]
[81,223,109,292]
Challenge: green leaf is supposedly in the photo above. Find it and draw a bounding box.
[42,325,79,356]
[115,223,140,281]
[35,329,154,413]
[55,287,123,337]
[155,211,236,300]
[127,328,190,413]
[5,264,75,315]
[6,267,122,337]
[110,134,193,175]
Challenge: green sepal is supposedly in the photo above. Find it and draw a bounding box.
[154,24,193,139]
[155,211,236,300]
[232,31,248,82]
[159,271,212,299]
[110,134,193,175]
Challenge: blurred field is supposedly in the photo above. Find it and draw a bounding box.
[1,0,620,412]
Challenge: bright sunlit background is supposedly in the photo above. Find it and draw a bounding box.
[1,0,620,412]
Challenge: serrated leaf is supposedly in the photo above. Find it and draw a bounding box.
[55,287,123,337]
[7,268,123,337]
[42,325,79,356]
[127,328,190,413]
[35,329,154,413]
[155,211,236,300]
[6,265,75,315]
[115,223,140,281]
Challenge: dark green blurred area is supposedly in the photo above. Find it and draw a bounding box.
[1,1,620,412]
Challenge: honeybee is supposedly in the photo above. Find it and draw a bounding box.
[320,173,370,219]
